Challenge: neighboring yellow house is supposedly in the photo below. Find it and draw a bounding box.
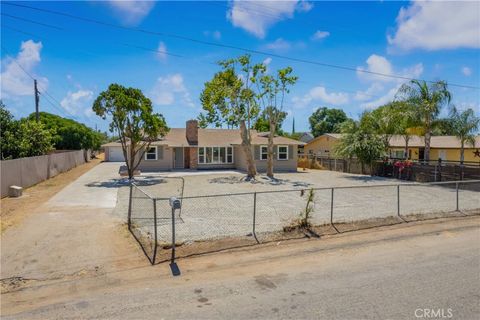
[304,134,480,163]
[303,133,342,157]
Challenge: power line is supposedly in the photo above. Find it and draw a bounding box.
[2,13,186,58]
[1,24,42,38]
[38,91,70,118]
[0,45,77,119]
[5,1,479,90]
[1,12,63,30]
[0,22,411,104]
[121,43,184,58]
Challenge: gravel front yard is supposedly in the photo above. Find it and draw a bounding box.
[115,169,480,244]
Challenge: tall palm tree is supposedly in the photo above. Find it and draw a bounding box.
[394,101,422,160]
[449,107,480,164]
[397,80,451,162]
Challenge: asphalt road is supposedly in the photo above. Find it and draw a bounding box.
[3,216,479,320]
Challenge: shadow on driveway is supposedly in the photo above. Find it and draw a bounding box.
[85,176,169,188]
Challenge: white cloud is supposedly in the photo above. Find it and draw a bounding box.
[157,42,167,61]
[462,67,472,77]
[263,57,272,66]
[354,83,384,102]
[388,1,480,51]
[293,86,349,108]
[356,54,394,82]
[359,85,401,110]
[355,55,423,109]
[311,30,330,41]
[264,38,291,51]
[107,1,155,26]
[227,0,312,38]
[203,30,222,40]
[60,90,94,116]
[0,40,48,98]
[150,74,194,108]
[357,54,423,83]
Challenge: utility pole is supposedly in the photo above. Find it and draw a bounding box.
[34,79,40,121]
[292,117,295,134]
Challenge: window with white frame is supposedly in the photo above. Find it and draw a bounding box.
[145,146,157,160]
[198,147,234,164]
[260,145,268,160]
[277,145,288,160]
[198,147,205,163]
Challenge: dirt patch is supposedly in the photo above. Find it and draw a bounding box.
[0,154,104,233]
[148,210,480,264]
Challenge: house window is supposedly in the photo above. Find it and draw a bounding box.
[213,147,220,163]
[198,147,234,164]
[220,147,226,163]
[145,146,157,160]
[391,150,404,159]
[277,145,288,160]
[260,146,268,160]
[206,147,212,163]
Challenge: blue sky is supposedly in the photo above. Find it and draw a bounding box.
[1,1,479,133]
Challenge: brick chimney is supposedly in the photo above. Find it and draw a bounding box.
[186,120,198,145]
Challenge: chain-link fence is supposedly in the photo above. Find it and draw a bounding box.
[128,179,480,264]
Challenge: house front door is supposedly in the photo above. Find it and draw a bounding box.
[174,148,184,169]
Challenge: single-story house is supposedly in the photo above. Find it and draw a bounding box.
[102,120,305,172]
[298,132,314,143]
[304,133,480,163]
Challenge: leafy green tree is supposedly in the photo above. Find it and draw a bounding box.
[360,102,408,152]
[254,65,298,178]
[0,101,20,159]
[309,107,349,137]
[254,109,287,134]
[93,84,169,179]
[199,55,259,179]
[432,118,456,135]
[449,107,480,164]
[397,80,451,161]
[334,120,385,174]
[17,119,55,158]
[394,101,421,159]
[28,112,104,152]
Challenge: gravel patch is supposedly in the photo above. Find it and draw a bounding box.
[115,170,480,243]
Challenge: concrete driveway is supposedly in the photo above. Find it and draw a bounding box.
[47,162,125,208]
[1,162,143,282]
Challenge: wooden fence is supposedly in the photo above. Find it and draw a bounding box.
[298,154,480,182]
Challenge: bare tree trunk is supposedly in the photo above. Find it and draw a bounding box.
[460,140,465,165]
[404,136,409,160]
[128,141,136,180]
[424,126,431,163]
[240,120,256,179]
[266,121,275,178]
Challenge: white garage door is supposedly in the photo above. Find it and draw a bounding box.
[108,147,125,162]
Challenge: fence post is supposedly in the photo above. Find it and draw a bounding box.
[128,183,133,230]
[456,182,459,212]
[170,199,176,264]
[252,192,259,243]
[152,199,158,265]
[330,188,334,223]
[397,184,400,217]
